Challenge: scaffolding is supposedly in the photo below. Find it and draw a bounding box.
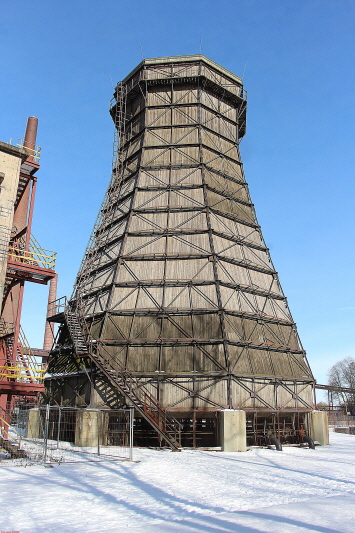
[0,118,57,422]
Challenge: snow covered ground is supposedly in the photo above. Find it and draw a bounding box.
[1,432,355,533]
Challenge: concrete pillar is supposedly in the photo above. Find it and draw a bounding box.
[43,273,58,351]
[220,409,246,452]
[75,409,99,447]
[309,410,329,445]
[26,408,43,439]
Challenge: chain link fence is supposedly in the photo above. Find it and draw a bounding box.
[0,406,134,465]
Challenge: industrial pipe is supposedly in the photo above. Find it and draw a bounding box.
[270,437,282,451]
[23,116,38,161]
[303,436,315,449]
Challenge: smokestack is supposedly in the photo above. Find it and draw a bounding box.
[23,116,38,161]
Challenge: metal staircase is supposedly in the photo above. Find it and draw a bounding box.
[63,305,182,451]
[0,406,28,459]
[50,85,183,450]
[0,320,45,384]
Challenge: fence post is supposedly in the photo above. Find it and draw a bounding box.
[97,410,101,456]
[129,408,133,461]
[19,410,23,449]
[43,404,50,464]
[56,407,61,449]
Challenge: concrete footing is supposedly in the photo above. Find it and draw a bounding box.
[26,408,43,439]
[309,410,329,445]
[220,409,246,452]
[334,426,355,435]
[75,409,99,447]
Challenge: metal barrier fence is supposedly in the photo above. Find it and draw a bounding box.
[0,406,134,465]
[328,410,355,428]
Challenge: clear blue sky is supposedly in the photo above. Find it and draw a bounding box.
[1,0,355,395]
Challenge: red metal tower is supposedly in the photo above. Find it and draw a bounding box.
[0,117,57,424]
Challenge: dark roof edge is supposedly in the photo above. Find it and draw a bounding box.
[0,141,29,161]
[120,54,242,86]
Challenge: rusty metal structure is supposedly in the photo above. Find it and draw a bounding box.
[0,118,57,422]
[46,56,316,448]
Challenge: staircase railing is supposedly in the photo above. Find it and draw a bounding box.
[0,406,22,443]
[17,138,41,162]
[8,234,56,270]
[0,319,14,337]
[47,295,68,318]
[0,320,46,384]
[57,299,182,450]
[18,326,46,383]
